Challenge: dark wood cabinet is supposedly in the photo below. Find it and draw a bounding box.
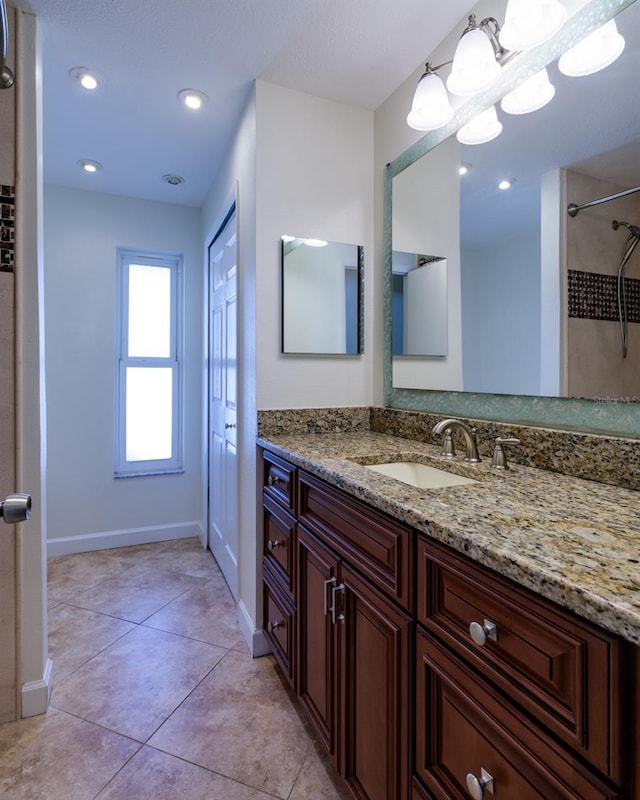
[260,450,637,800]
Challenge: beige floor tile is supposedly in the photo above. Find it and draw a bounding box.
[143,577,246,650]
[149,650,311,798]
[289,741,351,800]
[0,706,139,800]
[52,626,226,742]
[96,746,277,800]
[47,549,141,603]
[48,603,135,682]
[135,537,223,579]
[66,567,207,623]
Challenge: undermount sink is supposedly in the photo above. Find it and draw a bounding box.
[364,461,478,489]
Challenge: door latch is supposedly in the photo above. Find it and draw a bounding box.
[0,493,31,524]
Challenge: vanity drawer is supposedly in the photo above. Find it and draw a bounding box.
[263,495,296,598]
[298,470,414,611]
[263,451,296,513]
[417,536,623,783]
[263,564,296,689]
[416,630,619,800]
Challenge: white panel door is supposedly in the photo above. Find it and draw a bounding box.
[208,208,238,598]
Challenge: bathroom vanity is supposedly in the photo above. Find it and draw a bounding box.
[258,428,640,800]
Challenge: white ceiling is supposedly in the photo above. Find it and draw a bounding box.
[10,0,476,206]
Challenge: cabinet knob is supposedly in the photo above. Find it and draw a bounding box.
[267,474,279,487]
[267,539,281,552]
[267,621,281,634]
[469,619,498,647]
[465,768,494,799]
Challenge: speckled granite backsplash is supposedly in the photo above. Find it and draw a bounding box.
[258,406,640,491]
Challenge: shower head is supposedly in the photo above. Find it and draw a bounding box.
[612,220,640,239]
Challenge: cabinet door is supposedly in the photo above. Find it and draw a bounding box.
[339,563,412,800]
[297,525,340,760]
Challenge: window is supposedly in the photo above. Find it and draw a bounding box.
[115,248,183,476]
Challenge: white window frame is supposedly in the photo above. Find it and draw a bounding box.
[115,247,184,477]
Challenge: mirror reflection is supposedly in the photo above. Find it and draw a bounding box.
[281,236,363,355]
[392,252,448,357]
[391,0,640,400]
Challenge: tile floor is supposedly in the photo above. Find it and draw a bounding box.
[0,538,349,799]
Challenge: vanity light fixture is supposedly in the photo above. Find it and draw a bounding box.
[499,0,566,52]
[78,159,102,173]
[303,239,328,248]
[406,65,454,131]
[456,105,502,145]
[446,15,505,97]
[500,67,555,114]
[70,67,99,90]
[558,19,625,77]
[178,88,208,110]
[459,163,472,176]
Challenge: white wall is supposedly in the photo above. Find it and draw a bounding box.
[43,185,203,554]
[462,231,541,394]
[201,90,259,654]
[255,80,374,409]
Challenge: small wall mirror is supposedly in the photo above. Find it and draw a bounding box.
[281,236,364,355]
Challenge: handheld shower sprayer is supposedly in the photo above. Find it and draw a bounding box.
[612,220,640,239]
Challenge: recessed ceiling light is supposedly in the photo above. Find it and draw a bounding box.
[459,163,472,176]
[498,179,513,190]
[162,174,184,186]
[178,89,208,110]
[78,159,102,173]
[70,67,99,90]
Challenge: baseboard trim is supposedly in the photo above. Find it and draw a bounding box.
[47,522,203,557]
[21,657,53,718]
[238,598,271,657]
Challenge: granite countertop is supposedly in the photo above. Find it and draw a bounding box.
[257,430,640,646]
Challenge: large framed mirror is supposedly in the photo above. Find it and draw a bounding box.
[385,0,640,435]
[281,236,364,355]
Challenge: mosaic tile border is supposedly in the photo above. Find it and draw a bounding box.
[0,184,14,273]
[568,269,640,323]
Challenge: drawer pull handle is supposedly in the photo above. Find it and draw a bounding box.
[267,539,281,552]
[465,768,494,799]
[323,577,337,616]
[469,619,498,646]
[267,475,280,487]
[267,621,281,633]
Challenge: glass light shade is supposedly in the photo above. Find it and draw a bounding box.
[447,27,502,96]
[499,0,566,51]
[558,19,625,77]
[456,106,503,145]
[500,68,555,114]
[406,72,454,131]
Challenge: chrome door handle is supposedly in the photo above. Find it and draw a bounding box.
[469,619,498,646]
[323,577,336,616]
[0,493,31,524]
[331,583,345,624]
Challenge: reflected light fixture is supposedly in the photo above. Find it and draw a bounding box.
[459,163,471,176]
[78,159,102,173]
[70,67,99,90]
[281,235,296,243]
[499,0,566,52]
[558,19,625,77]
[303,239,328,248]
[501,67,555,114]
[406,65,454,131]
[178,88,208,110]
[456,105,502,145]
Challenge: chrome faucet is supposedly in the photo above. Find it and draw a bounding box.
[432,418,481,463]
